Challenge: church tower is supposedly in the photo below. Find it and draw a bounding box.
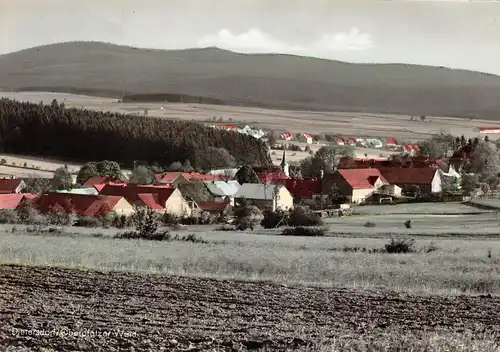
[281,148,289,177]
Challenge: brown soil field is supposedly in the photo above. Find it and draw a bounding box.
[1,265,499,351]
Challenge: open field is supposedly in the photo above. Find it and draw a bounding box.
[1,264,500,351]
[1,92,497,143]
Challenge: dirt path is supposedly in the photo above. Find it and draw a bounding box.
[1,265,499,351]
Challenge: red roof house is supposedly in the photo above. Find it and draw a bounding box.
[386,138,398,146]
[346,137,357,146]
[336,137,345,145]
[99,184,192,216]
[284,178,322,199]
[0,178,26,194]
[0,194,37,209]
[322,169,389,204]
[377,167,441,194]
[32,193,134,216]
[196,198,232,214]
[251,166,290,183]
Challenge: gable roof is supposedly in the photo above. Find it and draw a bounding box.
[33,193,126,216]
[154,171,222,184]
[136,193,165,210]
[378,167,437,185]
[203,180,241,197]
[234,183,287,200]
[99,184,175,206]
[0,194,36,209]
[0,179,24,193]
[337,169,388,189]
[284,178,321,198]
[386,138,398,145]
[303,133,312,138]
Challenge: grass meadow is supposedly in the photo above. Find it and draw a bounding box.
[2,226,500,296]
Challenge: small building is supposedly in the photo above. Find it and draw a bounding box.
[196,199,232,215]
[33,193,135,217]
[378,167,442,195]
[478,126,500,134]
[366,138,383,148]
[203,180,241,205]
[234,183,294,211]
[346,137,357,146]
[298,133,313,144]
[0,178,27,194]
[335,137,345,146]
[99,184,192,216]
[281,131,293,141]
[322,169,390,204]
[356,138,368,147]
[284,178,322,204]
[386,138,398,148]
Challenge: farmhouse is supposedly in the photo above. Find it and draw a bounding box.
[366,138,383,148]
[478,126,500,134]
[385,137,398,149]
[99,184,192,216]
[322,169,390,204]
[0,178,27,194]
[33,193,135,216]
[234,183,294,211]
[203,180,241,205]
[346,137,357,146]
[298,133,313,144]
[335,137,345,146]
[378,167,442,195]
[281,131,293,140]
[284,178,322,203]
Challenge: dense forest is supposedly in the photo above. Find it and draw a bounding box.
[0,99,271,169]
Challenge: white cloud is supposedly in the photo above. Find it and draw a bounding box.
[197,27,374,57]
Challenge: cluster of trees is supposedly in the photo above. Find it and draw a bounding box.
[299,145,355,178]
[0,98,270,170]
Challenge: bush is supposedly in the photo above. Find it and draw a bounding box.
[0,209,19,224]
[260,208,289,228]
[116,229,169,241]
[111,214,133,228]
[46,211,76,226]
[289,206,323,227]
[132,207,161,239]
[281,226,326,237]
[16,202,47,225]
[74,215,104,228]
[385,238,416,254]
[161,212,179,226]
[214,225,236,231]
[364,221,376,228]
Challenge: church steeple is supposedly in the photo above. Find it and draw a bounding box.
[281,148,289,177]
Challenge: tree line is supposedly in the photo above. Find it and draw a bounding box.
[0,99,271,170]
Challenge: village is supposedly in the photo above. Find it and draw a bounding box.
[0,124,495,227]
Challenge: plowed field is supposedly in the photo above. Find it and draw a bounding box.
[1,265,500,351]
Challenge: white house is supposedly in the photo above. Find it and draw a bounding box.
[234,183,294,211]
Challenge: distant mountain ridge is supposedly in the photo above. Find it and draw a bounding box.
[1,41,500,119]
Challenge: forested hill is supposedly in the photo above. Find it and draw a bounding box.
[2,42,500,118]
[0,98,271,168]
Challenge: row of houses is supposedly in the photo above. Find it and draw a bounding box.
[210,124,265,139]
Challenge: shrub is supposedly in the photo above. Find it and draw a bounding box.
[161,212,179,226]
[364,221,376,228]
[116,229,168,241]
[111,214,133,228]
[261,208,289,228]
[74,215,103,228]
[385,238,416,254]
[214,225,236,231]
[0,209,19,224]
[46,211,75,226]
[404,220,412,229]
[281,226,326,237]
[132,206,161,239]
[289,206,323,227]
[16,202,47,225]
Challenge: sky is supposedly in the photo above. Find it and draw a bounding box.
[1,0,500,74]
